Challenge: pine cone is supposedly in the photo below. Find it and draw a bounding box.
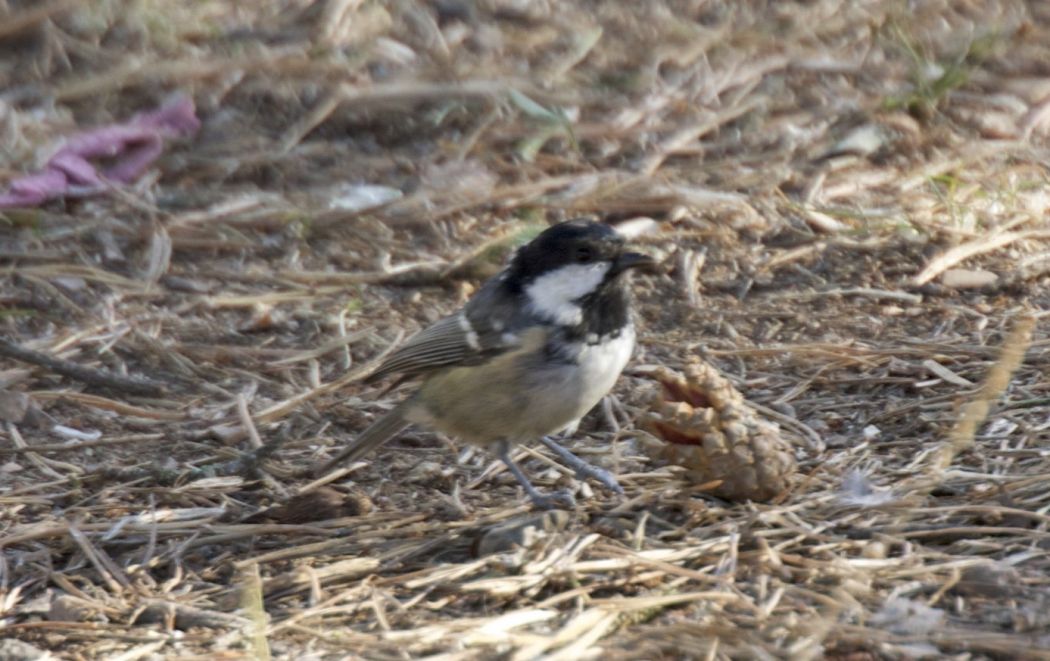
[642,359,796,502]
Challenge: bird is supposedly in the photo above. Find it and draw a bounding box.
[316,219,655,508]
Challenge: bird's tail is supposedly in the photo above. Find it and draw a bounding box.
[313,400,415,476]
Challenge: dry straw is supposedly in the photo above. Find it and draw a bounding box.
[2,0,1050,658]
[935,312,1037,472]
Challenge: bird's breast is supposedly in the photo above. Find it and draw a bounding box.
[414,324,635,444]
[569,324,636,410]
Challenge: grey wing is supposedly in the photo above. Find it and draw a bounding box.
[365,284,522,383]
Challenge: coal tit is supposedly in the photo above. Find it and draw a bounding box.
[317,220,654,508]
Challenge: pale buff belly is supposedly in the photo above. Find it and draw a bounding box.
[410,326,635,445]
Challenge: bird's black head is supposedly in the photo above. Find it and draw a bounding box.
[507,220,651,284]
[503,219,654,328]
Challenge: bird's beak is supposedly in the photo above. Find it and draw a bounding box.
[611,251,657,276]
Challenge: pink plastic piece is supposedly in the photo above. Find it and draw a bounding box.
[0,95,200,208]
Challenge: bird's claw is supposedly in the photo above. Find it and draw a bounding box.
[573,464,624,495]
[539,436,625,495]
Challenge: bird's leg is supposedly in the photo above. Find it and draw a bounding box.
[496,440,575,510]
[540,435,624,495]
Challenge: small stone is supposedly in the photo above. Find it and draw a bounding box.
[208,423,247,446]
[51,425,101,441]
[406,460,453,484]
[245,487,373,523]
[952,563,1023,598]
[611,217,660,239]
[940,268,998,289]
[239,303,286,332]
[870,597,945,635]
[0,638,51,661]
[52,276,86,291]
[861,541,888,559]
[0,391,30,423]
[824,123,887,159]
[473,510,570,556]
[329,184,403,213]
[47,594,103,622]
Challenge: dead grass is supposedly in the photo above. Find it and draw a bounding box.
[2,0,1050,658]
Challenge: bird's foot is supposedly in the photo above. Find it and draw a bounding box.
[540,436,624,495]
[497,441,577,510]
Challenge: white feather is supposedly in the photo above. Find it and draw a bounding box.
[575,325,636,412]
[524,262,610,325]
[544,325,635,436]
[456,313,480,350]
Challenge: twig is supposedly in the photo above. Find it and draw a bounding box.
[67,521,131,593]
[0,337,166,397]
[254,329,405,425]
[934,312,1036,471]
[218,433,289,480]
[0,0,80,40]
[747,401,825,452]
[913,229,1050,286]
[239,564,272,661]
[639,97,765,176]
[6,423,66,479]
[278,90,342,153]
[237,393,264,450]
[781,287,923,305]
[0,432,164,455]
[134,600,250,629]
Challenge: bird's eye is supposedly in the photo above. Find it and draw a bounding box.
[575,246,594,263]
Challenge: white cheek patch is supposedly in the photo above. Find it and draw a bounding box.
[524,262,611,325]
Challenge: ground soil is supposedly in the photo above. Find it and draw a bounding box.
[2,1,1050,659]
